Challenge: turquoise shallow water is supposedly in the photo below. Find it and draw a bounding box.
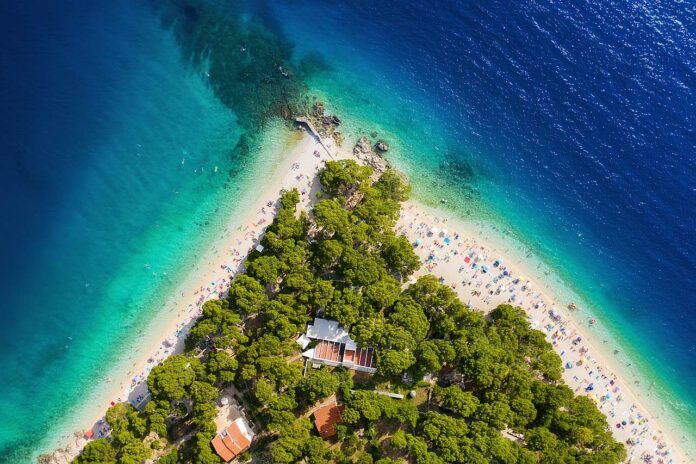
[0,1,263,460]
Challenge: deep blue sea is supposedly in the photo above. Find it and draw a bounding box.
[1,0,695,461]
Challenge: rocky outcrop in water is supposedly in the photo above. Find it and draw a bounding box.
[375,140,389,152]
[353,137,372,156]
[353,137,389,174]
[307,101,343,146]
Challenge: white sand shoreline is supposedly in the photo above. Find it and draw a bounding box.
[405,201,696,450]
[43,129,317,462]
[46,128,688,463]
[395,204,689,463]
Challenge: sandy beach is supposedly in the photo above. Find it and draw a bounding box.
[395,205,688,463]
[47,128,688,464]
[44,130,324,462]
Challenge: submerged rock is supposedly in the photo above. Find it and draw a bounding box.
[375,140,389,152]
[311,101,325,116]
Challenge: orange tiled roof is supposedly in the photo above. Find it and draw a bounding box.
[211,419,252,462]
[211,435,235,462]
[312,402,345,438]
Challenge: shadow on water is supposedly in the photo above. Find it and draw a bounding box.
[152,0,486,196]
[151,0,309,133]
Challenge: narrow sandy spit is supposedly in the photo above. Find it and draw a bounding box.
[45,130,324,462]
[47,129,687,463]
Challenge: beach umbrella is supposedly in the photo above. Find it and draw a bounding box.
[430,227,439,235]
[565,362,572,369]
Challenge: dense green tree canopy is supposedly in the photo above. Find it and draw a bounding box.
[435,385,479,418]
[228,274,267,315]
[296,368,340,406]
[318,159,373,199]
[75,439,116,464]
[381,233,420,278]
[77,160,624,464]
[148,354,198,402]
[389,296,430,340]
